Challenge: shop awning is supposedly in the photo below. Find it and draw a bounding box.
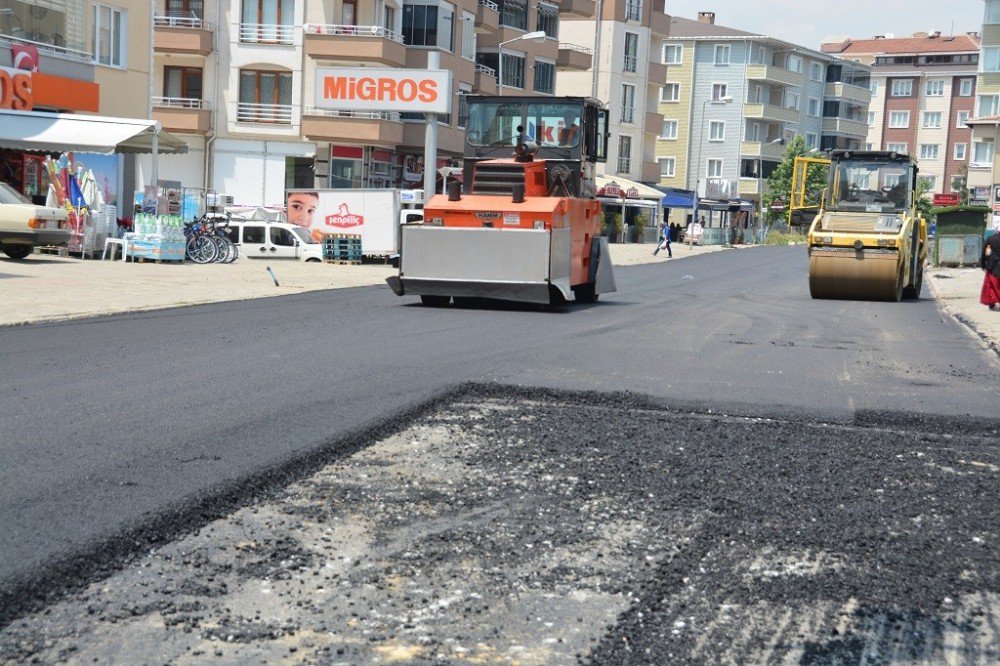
[0,109,188,155]
[657,187,696,209]
[595,174,666,201]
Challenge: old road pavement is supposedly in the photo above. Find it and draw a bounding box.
[3,245,1000,663]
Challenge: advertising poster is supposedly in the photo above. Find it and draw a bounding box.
[287,189,399,255]
[74,153,119,208]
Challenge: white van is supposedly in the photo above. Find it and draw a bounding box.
[223,221,324,262]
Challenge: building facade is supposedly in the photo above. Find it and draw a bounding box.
[967,0,1000,205]
[555,0,670,185]
[822,30,980,196]
[653,12,871,218]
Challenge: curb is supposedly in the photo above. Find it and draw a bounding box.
[927,273,1000,360]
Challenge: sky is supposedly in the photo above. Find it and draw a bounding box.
[663,0,985,51]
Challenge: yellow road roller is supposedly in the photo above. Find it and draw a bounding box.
[791,150,927,301]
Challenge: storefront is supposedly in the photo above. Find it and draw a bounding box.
[595,175,665,242]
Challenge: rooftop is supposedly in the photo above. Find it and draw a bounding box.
[821,32,980,56]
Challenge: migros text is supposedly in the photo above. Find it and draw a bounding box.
[322,76,438,104]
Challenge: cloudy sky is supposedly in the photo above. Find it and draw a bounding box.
[663,1,984,50]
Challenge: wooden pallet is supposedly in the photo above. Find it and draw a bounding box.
[323,233,361,240]
[35,246,68,257]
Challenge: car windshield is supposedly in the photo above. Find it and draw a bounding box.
[291,227,316,244]
[466,100,583,149]
[826,160,912,214]
[0,182,32,205]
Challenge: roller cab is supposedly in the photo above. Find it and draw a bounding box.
[795,151,927,301]
[387,96,616,306]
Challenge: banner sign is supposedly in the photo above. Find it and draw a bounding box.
[314,68,452,114]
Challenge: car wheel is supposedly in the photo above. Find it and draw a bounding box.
[0,243,33,260]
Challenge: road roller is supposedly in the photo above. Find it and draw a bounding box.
[386,95,617,306]
[792,150,927,301]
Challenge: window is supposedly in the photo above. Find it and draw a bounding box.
[271,226,296,246]
[93,4,125,66]
[973,141,994,165]
[460,10,476,59]
[891,79,912,96]
[660,119,677,139]
[163,66,203,100]
[617,135,632,173]
[984,47,1000,73]
[810,62,823,81]
[925,79,945,96]
[922,112,942,128]
[808,98,820,116]
[243,226,265,243]
[533,60,555,94]
[919,144,939,160]
[623,33,638,72]
[888,111,909,128]
[921,174,937,190]
[457,87,471,127]
[988,0,1000,23]
[866,142,874,150]
[241,0,294,42]
[620,84,635,123]
[662,43,682,64]
[785,91,800,111]
[661,83,679,102]
[951,175,964,192]
[166,0,205,18]
[658,157,676,177]
[709,120,724,141]
[238,69,292,122]
[625,0,641,21]
[805,133,818,150]
[402,1,455,50]
[954,143,967,160]
[342,0,356,23]
[707,158,722,177]
[714,44,730,65]
[870,79,878,96]
[786,54,802,73]
[887,142,907,153]
[712,83,727,100]
[867,111,876,126]
[960,78,974,96]
[978,94,999,117]
[500,52,525,88]
[499,0,526,30]
[957,110,970,128]
[536,2,558,40]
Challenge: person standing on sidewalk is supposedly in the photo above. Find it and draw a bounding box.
[980,231,1000,311]
[653,220,672,258]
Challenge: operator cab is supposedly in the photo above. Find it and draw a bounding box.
[825,150,916,215]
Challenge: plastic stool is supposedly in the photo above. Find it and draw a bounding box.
[102,237,126,261]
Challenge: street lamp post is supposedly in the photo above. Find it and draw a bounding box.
[498,31,546,96]
[692,95,732,246]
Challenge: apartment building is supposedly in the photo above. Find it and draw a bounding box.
[555,0,670,185]
[652,12,871,215]
[967,0,1000,205]
[147,0,568,206]
[822,30,980,196]
[0,0,155,202]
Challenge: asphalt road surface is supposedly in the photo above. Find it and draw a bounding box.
[3,247,999,650]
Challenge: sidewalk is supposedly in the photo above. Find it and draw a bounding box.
[2,245,998,358]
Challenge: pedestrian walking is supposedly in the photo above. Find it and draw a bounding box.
[981,231,1000,311]
[652,220,672,257]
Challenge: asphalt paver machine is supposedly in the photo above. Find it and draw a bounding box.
[387,96,616,306]
[791,150,927,301]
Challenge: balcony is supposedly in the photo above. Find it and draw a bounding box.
[744,103,800,124]
[239,23,295,45]
[303,24,406,66]
[237,102,293,125]
[640,160,662,183]
[647,61,668,86]
[746,64,801,87]
[822,117,868,137]
[474,64,498,95]
[644,110,664,134]
[824,82,871,105]
[557,0,596,18]
[153,14,213,55]
[152,97,211,134]
[650,0,671,36]
[741,140,786,160]
[556,43,592,71]
[302,108,403,146]
[738,179,762,196]
[475,0,499,34]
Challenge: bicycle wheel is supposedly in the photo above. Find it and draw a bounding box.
[211,235,230,263]
[187,235,217,264]
[224,237,239,263]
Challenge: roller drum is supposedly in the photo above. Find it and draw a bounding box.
[808,248,903,301]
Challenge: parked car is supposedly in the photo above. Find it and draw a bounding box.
[0,182,70,259]
[222,221,324,262]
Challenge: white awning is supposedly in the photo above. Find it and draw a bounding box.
[0,109,188,155]
[595,174,666,201]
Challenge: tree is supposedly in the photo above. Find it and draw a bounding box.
[915,176,934,221]
[762,135,828,227]
[952,164,970,206]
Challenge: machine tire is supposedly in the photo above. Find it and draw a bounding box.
[902,261,924,300]
[892,265,904,302]
[573,282,599,303]
[0,243,33,260]
[420,295,451,307]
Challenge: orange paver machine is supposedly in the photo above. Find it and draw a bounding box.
[386,96,617,306]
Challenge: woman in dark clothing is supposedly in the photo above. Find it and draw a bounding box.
[981,232,1000,311]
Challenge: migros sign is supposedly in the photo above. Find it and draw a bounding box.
[0,67,32,110]
[315,68,451,115]
[0,66,100,113]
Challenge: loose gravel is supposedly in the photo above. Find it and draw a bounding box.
[2,391,999,664]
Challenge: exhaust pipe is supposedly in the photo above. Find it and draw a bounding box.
[447,179,462,201]
[512,184,525,204]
